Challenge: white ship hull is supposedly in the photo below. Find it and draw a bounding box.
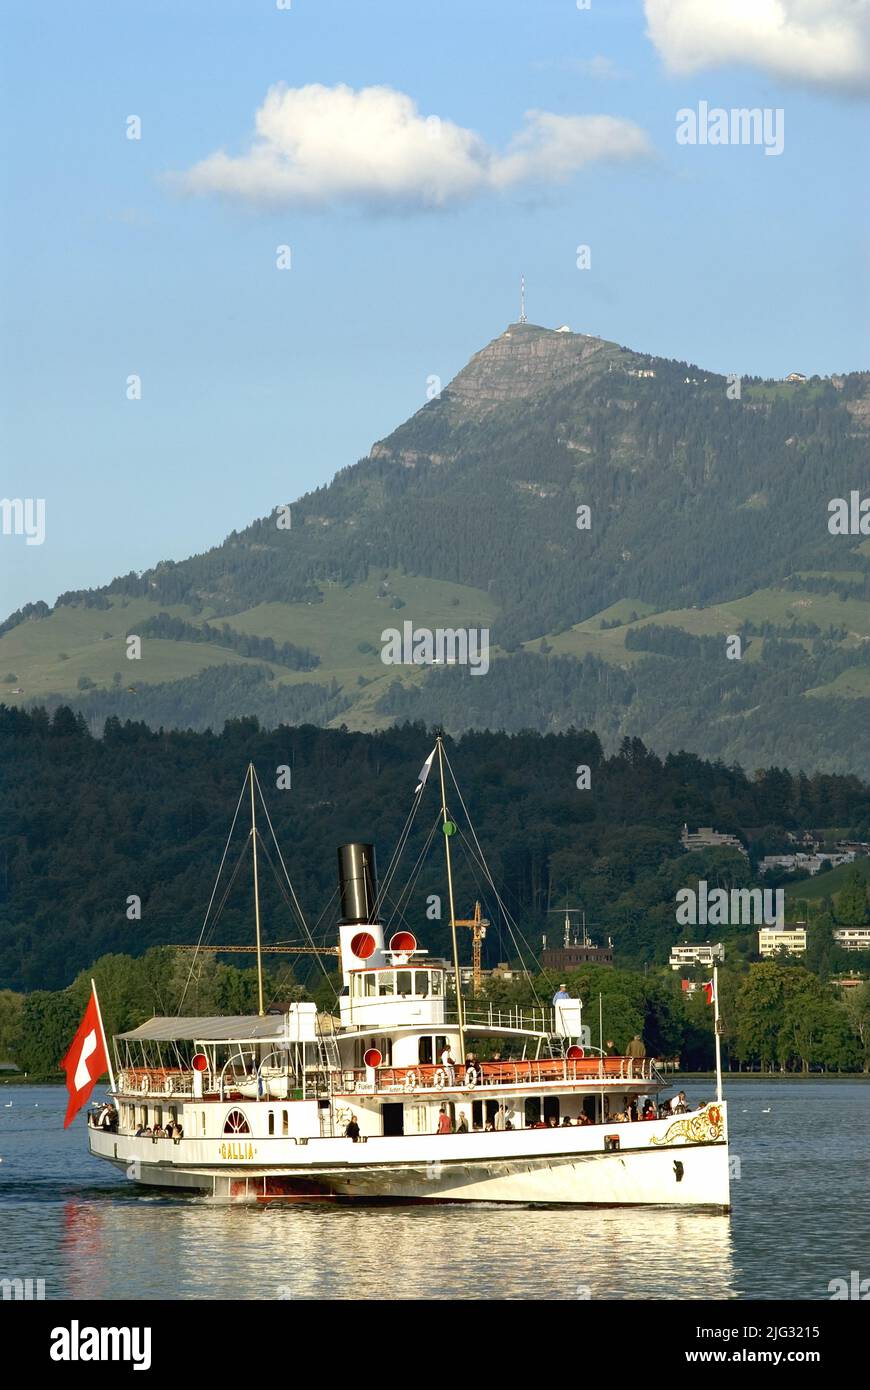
[89,1103,730,1208]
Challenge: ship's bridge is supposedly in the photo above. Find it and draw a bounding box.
[340,930,447,1028]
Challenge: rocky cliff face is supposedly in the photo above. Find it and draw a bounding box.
[443,322,616,414]
[369,322,625,463]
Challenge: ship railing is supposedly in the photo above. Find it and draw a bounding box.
[118,1067,195,1097]
[444,1005,556,1034]
[335,1056,659,1093]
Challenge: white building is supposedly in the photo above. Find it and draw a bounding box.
[669,942,725,971]
[759,851,854,876]
[833,928,870,952]
[681,825,748,858]
[758,926,807,958]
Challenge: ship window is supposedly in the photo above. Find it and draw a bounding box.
[378,972,395,997]
[524,1097,541,1128]
[418,1036,433,1064]
[396,971,412,996]
[431,972,444,996]
[268,1111,275,1136]
[364,973,376,997]
[282,1110,289,1137]
[415,971,430,996]
[201,1110,206,1136]
[223,1109,251,1136]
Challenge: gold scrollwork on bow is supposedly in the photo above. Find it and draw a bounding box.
[649,1103,723,1146]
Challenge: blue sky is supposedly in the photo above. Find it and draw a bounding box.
[1,0,867,614]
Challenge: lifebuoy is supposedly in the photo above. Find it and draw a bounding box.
[464,1067,477,1088]
[433,1067,447,1089]
[139,1076,149,1094]
[403,1070,417,1090]
[163,1077,174,1096]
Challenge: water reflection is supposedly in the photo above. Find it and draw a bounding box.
[60,1197,736,1301]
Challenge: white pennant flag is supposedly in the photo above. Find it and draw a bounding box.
[415,747,436,794]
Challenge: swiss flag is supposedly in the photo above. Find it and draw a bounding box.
[702,979,716,1006]
[60,987,109,1128]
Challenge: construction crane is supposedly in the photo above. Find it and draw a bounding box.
[453,901,489,995]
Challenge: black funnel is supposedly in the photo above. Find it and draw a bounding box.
[337,843,378,924]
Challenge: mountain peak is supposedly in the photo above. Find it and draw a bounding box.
[442,320,619,413]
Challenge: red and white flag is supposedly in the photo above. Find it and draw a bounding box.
[702,978,716,1006]
[60,986,109,1128]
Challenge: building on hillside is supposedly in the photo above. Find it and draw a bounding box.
[836,841,870,857]
[759,851,854,876]
[786,372,807,382]
[758,926,807,957]
[542,910,614,972]
[830,977,866,992]
[832,928,870,952]
[669,942,725,971]
[681,824,748,857]
[542,942,614,971]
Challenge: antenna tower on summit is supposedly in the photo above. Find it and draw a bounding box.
[519,274,527,324]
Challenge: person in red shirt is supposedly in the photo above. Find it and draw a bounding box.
[437,1105,454,1134]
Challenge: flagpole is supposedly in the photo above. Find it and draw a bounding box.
[436,734,465,1063]
[91,979,117,1093]
[713,964,722,1104]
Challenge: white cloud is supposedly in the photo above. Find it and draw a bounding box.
[645,0,870,91]
[173,83,652,210]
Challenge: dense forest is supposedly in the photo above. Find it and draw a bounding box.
[1,706,868,995]
[375,641,870,778]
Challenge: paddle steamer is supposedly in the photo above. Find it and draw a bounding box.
[87,740,730,1206]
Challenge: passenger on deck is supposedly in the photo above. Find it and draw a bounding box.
[547,1115,559,1128]
[174,1123,183,1139]
[562,1116,573,1126]
[345,1114,361,1142]
[484,1121,494,1132]
[552,983,570,1005]
[628,1099,638,1123]
[578,1112,592,1125]
[670,1091,688,1114]
[494,1104,506,1131]
[164,1122,175,1139]
[604,1039,617,1057]
[456,1113,469,1134]
[153,1125,163,1138]
[465,1053,482,1083]
[440,1047,456,1086]
[642,1100,657,1120]
[437,1105,454,1135]
[134,1123,145,1137]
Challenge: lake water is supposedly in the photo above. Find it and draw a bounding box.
[1,1080,867,1300]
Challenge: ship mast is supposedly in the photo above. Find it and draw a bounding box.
[436,734,465,1060]
[249,762,265,1016]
